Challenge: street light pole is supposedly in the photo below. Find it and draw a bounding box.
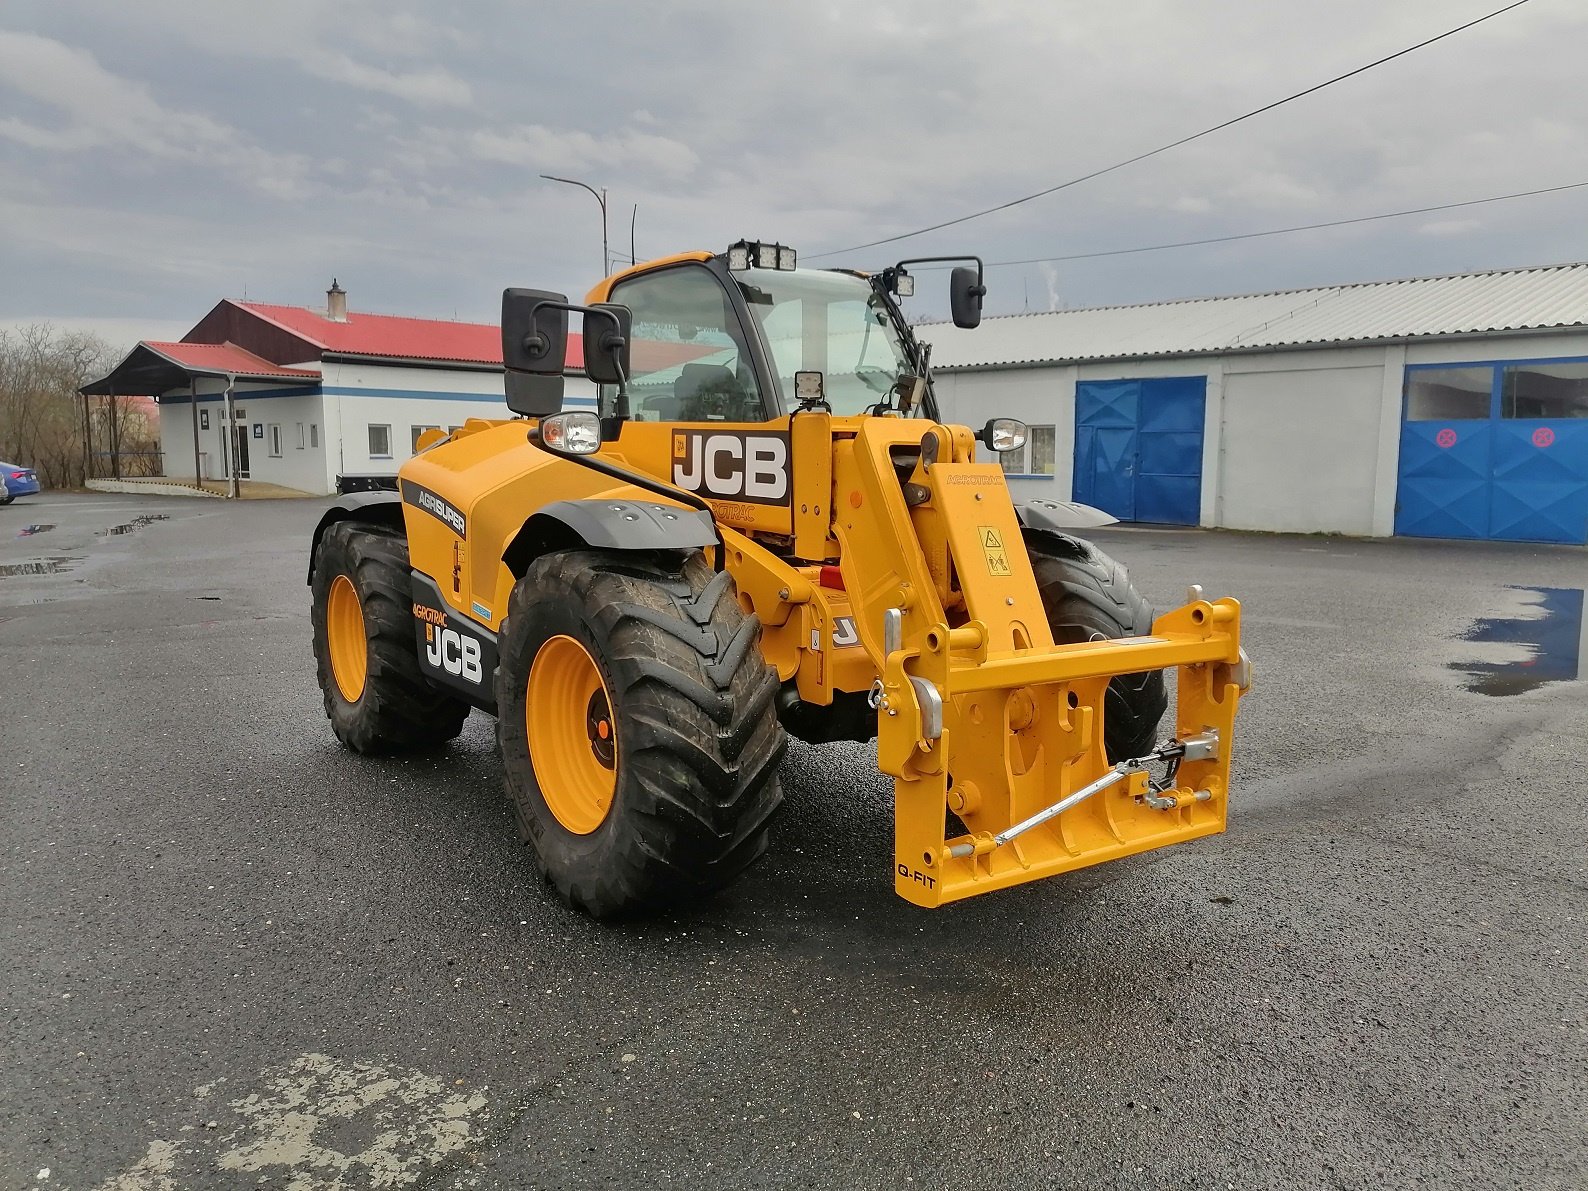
[540,174,609,276]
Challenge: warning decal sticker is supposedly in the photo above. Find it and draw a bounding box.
[978,526,1011,576]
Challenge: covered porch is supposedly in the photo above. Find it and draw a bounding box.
[82,342,320,498]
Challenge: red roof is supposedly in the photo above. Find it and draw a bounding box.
[234,302,588,368]
[143,341,322,380]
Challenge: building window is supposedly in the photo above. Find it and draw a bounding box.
[233,408,246,419]
[411,424,441,452]
[1405,367,1491,420]
[368,424,392,457]
[1501,361,1588,419]
[268,424,283,457]
[999,440,1026,475]
[310,423,319,448]
[296,422,305,449]
[1028,425,1056,475]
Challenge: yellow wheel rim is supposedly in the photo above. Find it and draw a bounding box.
[326,574,368,703]
[527,634,617,835]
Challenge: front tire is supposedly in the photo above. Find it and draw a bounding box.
[1026,532,1168,761]
[310,521,470,754]
[496,550,786,918]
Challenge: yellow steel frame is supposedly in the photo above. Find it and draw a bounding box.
[395,257,1249,906]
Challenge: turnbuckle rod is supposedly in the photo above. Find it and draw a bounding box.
[992,767,1128,847]
[946,731,1221,859]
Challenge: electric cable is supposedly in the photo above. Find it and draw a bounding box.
[809,0,1534,259]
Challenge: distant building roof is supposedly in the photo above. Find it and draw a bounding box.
[142,342,322,380]
[919,261,1588,369]
[81,341,321,396]
[233,301,587,369]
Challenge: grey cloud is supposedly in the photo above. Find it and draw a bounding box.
[0,0,1584,332]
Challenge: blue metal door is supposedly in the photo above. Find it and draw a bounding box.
[1396,363,1588,545]
[1074,377,1205,525]
[1490,421,1588,544]
[1395,420,1492,540]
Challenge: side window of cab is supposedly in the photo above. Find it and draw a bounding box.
[607,266,768,423]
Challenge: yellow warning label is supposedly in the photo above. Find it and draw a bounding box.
[978,525,1011,576]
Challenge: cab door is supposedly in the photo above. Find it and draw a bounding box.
[602,262,793,535]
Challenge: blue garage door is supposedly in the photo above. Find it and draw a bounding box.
[1396,360,1588,545]
[1074,376,1205,525]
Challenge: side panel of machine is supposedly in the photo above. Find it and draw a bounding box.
[411,570,499,710]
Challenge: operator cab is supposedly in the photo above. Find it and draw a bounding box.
[588,241,982,426]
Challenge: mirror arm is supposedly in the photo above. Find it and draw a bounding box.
[890,255,985,290]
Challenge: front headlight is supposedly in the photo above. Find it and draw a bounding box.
[983,417,1028,454]
[538,411,602,455]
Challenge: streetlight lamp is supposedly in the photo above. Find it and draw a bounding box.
[540,174,609,276]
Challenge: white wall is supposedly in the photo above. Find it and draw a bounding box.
[1216,352,1385,535]
[933,366,1075,495]
[935,333,1588,537]
[229,392,329,493]
[156,380,326,491]
[319,360,597,489]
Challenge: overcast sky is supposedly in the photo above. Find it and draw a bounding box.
[2,0,1585,350]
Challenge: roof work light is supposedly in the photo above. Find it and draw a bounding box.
[726,240,797,271]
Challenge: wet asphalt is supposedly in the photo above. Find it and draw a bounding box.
[1,492,1584,1190]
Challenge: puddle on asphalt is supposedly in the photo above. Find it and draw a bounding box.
[0,557,76,577]
[17,523,54,537]
[104,513,170,536]
[1450,586,1585,696]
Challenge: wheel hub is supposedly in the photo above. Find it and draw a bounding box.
[585,688,616,768]
[526,634,618,835]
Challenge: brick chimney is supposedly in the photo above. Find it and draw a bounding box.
[327,278,347,322]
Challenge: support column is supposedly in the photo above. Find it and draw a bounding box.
[109,389,123,480]
[224,375,239,499]
[81,390,94,483]
[1370,345,1407,538]
[190,378,202,487]
[1198,362,1225,528]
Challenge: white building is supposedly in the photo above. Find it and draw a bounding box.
[85,282,595,496]
[923,262,1588,545]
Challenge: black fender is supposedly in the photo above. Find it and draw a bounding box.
[1015,499,1117,563]
[503,498,718,577]
[1016,498,1118,531]
[306,491,403,583]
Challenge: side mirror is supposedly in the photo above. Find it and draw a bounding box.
[502,287,569,417]
[950,266,985,330]
[581,302,632,387]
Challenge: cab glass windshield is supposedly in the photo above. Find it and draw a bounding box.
[735,268,914,416]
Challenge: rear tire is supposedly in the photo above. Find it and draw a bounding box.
[496,550,786,918]
[310,521,470,754]
[1026,531,1167,762]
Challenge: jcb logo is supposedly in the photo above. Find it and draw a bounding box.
[426,625,482,684]
[671,431,789,505]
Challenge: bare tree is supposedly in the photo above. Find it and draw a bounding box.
[0,324,131,487]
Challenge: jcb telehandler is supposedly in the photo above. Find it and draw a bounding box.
[308,241,1250,916]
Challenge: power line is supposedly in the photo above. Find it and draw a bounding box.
[915,180,1588,271]
[810,0,1533,260]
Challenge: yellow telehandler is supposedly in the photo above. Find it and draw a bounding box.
[308,241,1250,916]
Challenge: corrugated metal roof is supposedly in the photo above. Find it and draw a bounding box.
[236,302,529,366]
[142,342,322,380]
[918,262,1588,369]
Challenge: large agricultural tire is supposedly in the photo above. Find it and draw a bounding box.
[310,521,470,754]
[1025,532,1168,762]
[495,550,786,918]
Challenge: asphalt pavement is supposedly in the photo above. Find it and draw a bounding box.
[1,491,1584,1189]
